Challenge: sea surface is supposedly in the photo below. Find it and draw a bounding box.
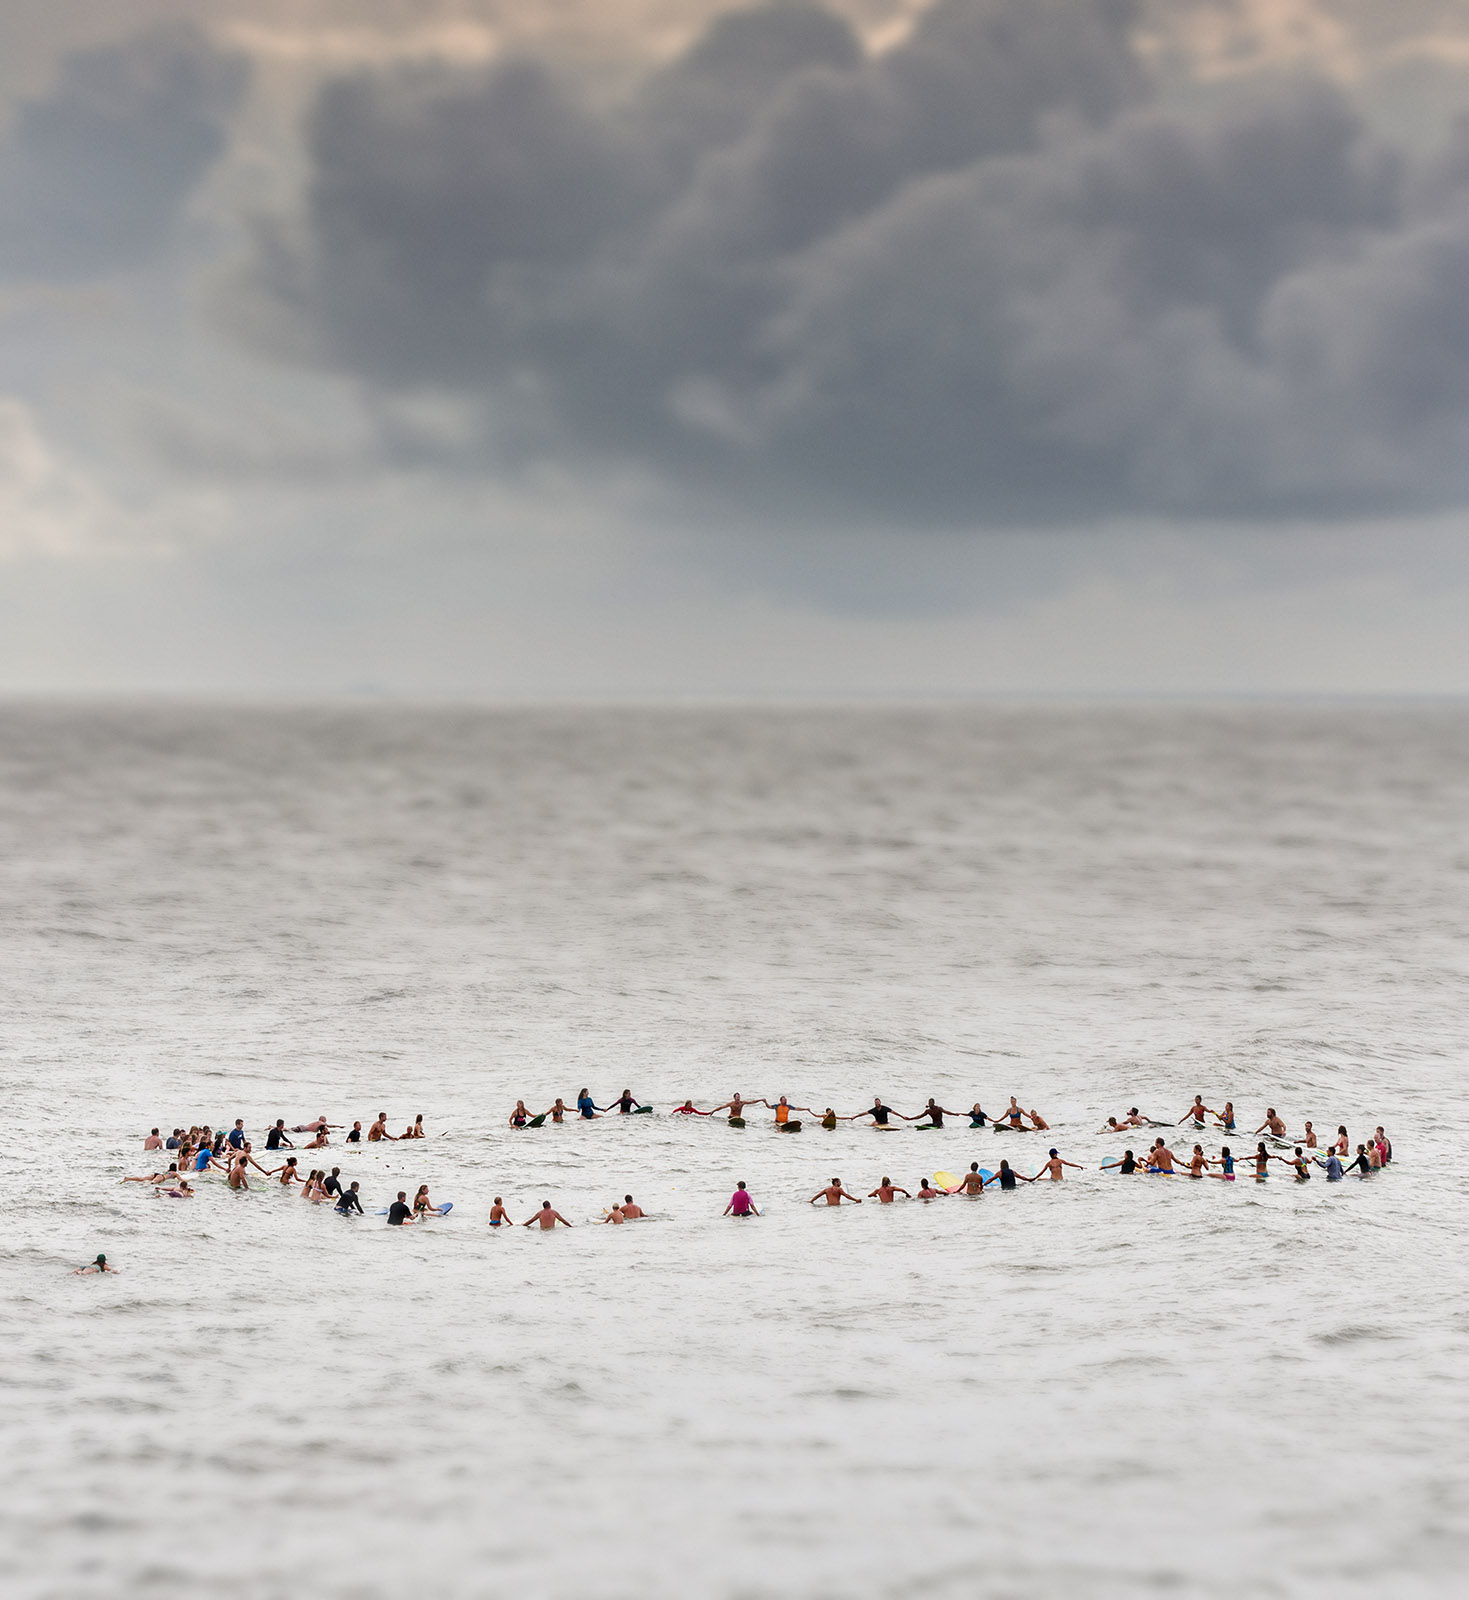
[1,702,1466,1599]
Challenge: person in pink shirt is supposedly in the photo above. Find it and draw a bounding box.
[724,1181,760,1218]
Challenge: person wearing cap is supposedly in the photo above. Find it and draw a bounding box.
[73,1254,116,1273]
[1034,1149,1082,1181]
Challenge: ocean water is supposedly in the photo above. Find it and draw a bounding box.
[1,702,1465,1600]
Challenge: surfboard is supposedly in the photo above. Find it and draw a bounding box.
[633,1105,653,1115]
[728,1116,745,1128]
[978,1169,995,1185]
[932,1169,961,1192]
[776,1120,802,1132]
[527,1115,546,1128]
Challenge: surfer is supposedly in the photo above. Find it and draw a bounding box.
[575,1089,603,1120]
[291,1116,331,1133]
[968,1103,987,1127]
[672,1100,710,1116]
[1297,1121,1318,1148]
[1254,1109,1287,1139]
[1249,1143,1276,1178]
[601,1203,626,1223]
[367,1113,394,1143]
[868,1178,911,1202]
[335,1181,363,1215]
[914,1178,944,1200]
[613,1090,645,1114]
[387,1191,415,1225]
[1034,1149,1082,1181]
[1178,1096,1217,1127]
[1332,1126,1349,1156]
[227,1154,250,1190]
[542,1098,571,1125]
[510,1101,530,1127]
[144,1128,163,1150]
[1100,1151,1137,1173]
[1287,1147,1311,1180]
[819,1107,852,1129]
[488,1197,514,1228]
[1146,1140,1179,1174]
[998,1098,1026,1129]
[621,1195,645,1218]
[525,1200,573,1228]
[772,1096,809,1127]
[915,1099,960,1129]
[1214,1101,1237,1132]
[265,1119,294,1151]
[345,1121,363,1144]
[304,1127,330,1150]
[1345,1144,1374,1175]
[861,1098,910,1127]
[955,1164,986,1195]
[710,1093,760,1124]
[73,1254,116,1274]
[1375,1126,1392,1163]
[1182,1144,1208,1177]
[724,1182,759,1217]
[1027,1109,1050,1131]
[227,1120,246,1151]
[412,1184,442,1216]
[272,1157,302,1187]
[810,1179,862,1206]
[1208,1147,1236,1179]
[983,1159,1032,1190]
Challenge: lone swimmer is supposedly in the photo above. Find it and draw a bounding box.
[724,1181,759,1217]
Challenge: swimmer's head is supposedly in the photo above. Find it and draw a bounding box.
[736,1182,746,1191]
[1049,1148,1058,1157]
[94,1254,106,1266]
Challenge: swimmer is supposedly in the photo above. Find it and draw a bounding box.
[819,1107,853,1129]
[291,1116,332,1134]
[1297,1121,1318,1148]
[345,1121,363,1144]
[672,1100,710,1116]
[335,1181,363,1215]
[1333,1126,1350,1156]
[1214,1101,1237,1132]
[303,1171,331,1202]
[265,1119,294,1151]
[144,1128,163,1151]
[1178,1096,1217,1127]
[772,1095,810,1126]
[541,1098,571,1125]
[868,1177,911,1202]
[408,1114,425,1139]
[368,1113,395,1142]
[73,1254,116,1274]
[322,1167,343,1198]
[412,1184,442,1216]
[1034,1148,1082,1181]
[601,1203,626,1224]
[810,1179,862,1206]
[954,1164,986,1195]
[1147,1140,1179,1174]
[524,1200,573,1228]
[387,1191,415,1225]
[982,1159,1032,1190]
[1286,1147,1311,1180]
[158,1180,194,1198]
[304,1128,330,1150]
[1254,1108,1287,1139]
[861,1098,911,1127]
[724,1182,759,1217]
[1026,1109,1050,1131]
[915,1099,960,1129]
[710,1093,761,1123]
[999,1097,1026,1128]
[1183,1144,1208,1177]
[227,1120,246,1151]
[1207,1146,1236,1180]
[272,1157,302,1187]
[968,1103,987,1127]
[575,1088,604,1120]
[1314,1151,1344,1180]
[488,1197,514,1228]
[621,1196,646,1218]
[510,1101,530,1127]
[1375,1127,1392,1163]
[1344,1144,1373,1176]
[1248,1143,1276,1178]
[1098,1116,1130,1135]
[914,1178,945,1200]
[123,1164,178,1184]
[1100,1151,1137,1173]
[227,1155,250,1190]
[1128,1107,1168,1127]
[613,1090,645,1114]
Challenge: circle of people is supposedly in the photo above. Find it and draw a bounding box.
[113,1090,1394,1248]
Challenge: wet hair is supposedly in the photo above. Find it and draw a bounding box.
[624,1195,633,1204]
[1124,1149,1134,1158]
[1049,1148,1058,1157]
[397,1191,407,1200]
[94,1254,107,1265]
[999,1160,1010,1172]
[736,1181,746,1190]
[970,1163,979,1172]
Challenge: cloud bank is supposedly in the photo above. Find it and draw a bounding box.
[0,21,248,280]
[217,0,1469,528]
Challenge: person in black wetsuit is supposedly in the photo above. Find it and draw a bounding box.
[322,1167,343,1198]
[863,1099,911,1127]
[968,1103,987,1127]
[386,1191,414,1225]
[335,1181,363,1215]
[265,1120,293,1151]
[983,1159,1033,1190]
[614,1090,644,1114]
[1100,1151,1137,1173]
[1344,1146,1373,1175]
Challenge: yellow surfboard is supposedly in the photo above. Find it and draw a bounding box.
[932,1169,961,1193]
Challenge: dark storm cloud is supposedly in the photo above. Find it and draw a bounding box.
[234,0,1469,524]
[0,22,248,279]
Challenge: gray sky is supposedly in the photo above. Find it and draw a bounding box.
[4,0,1469,695]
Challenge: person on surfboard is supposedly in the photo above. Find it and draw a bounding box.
[724,1182,759,1217]
[1178,1095,1217,1127]
[1254,1108,1288,1139]
[861,1098,910,1127]
[710,1093,761,1123]
[914,1099,960,1128]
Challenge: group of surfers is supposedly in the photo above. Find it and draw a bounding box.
[512,1093,1052,1130]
